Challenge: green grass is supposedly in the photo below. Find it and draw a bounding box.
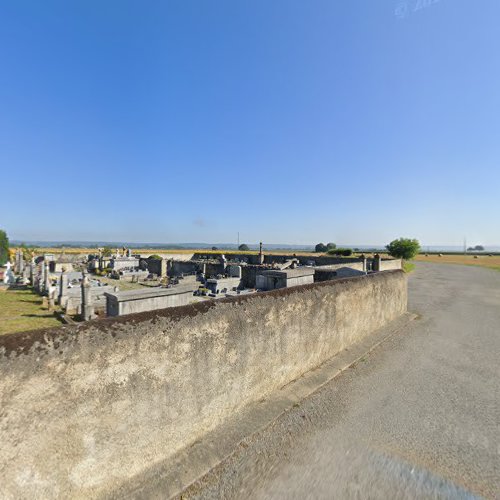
[0,287,62,335]
[402,261,416,273]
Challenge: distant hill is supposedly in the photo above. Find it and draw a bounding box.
[10,241,500,253]
[10,240,317,252]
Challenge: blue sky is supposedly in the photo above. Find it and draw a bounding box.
[0,0,498,246]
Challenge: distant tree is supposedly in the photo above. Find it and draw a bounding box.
[315,243,327,253]
[386,238,420,260]
[474,245,485,251]
[0,229,9,266]
[238,244,250,251]
[326,242,336,251]
[211,246,218,251]
[102,246,112,257]
[327,248,353,256]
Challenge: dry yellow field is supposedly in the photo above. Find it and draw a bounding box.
[11,246,499,271]
[12,247,320,257]
[414,254,500,271]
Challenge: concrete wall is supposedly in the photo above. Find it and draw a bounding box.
[0,271,407,498]
[287,275,313,287]
[111,257,139,271]
[206,277,242,294]
[263,254,362,266]
[141,253,195,261]
[241,265,268,288]
[146,258,166,277]
[61,286,111,315]
[191,253,364,267]
[168,260,200,277]
[314,262,366,281]
[256,270,315,290]
[106,287,195,316]
[380,258,402,271]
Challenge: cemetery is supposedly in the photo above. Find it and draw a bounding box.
[1,246,402,328]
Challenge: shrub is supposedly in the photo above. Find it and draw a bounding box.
[315,243,327,253]
[102,246,112,257]
[327,248,353,256]
[386,238,420,260]
[238,244,250,251]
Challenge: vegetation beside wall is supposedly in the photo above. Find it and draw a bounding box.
[402,261,416,273]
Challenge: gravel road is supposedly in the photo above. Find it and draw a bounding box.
[185,263,499,499]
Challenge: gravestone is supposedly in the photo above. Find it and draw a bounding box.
[43,262,51,295]
[81,270,94,321]
[58,271,69,305]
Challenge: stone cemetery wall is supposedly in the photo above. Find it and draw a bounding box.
[379,258,402,271]
[0,271,407,498]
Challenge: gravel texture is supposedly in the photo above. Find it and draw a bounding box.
[182,263,499,499]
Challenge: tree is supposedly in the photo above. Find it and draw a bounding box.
[211,246,218,251]
[238,244,250,251]
[0,229,9,266]
[386,238,420,260]
[102,246,112,257]
[315,243,327,253]
[326,242,336,251]
[327,248,353,256]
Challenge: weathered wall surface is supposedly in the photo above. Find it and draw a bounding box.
[192,252,364,267]
[168,260,200,276]
[380,258,402,271]
[0,271,407,499]
[314,262,366,281]
[141,252,195,261]
[105,288,195,317]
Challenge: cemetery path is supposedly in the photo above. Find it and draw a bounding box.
[187,263,500,499]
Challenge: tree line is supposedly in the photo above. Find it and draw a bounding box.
[315,238,421,260]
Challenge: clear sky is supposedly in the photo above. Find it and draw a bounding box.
[0,0,498,247]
